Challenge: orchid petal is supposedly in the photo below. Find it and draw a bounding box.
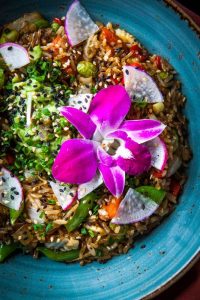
[115,139,151,175]
[52,139,97,184]
[107,119,166,144]
[98,164,125,197]
[97,147,115,167]
[89,85,131,136]
[59,106,96,139]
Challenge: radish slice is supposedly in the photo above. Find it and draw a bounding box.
[112,188,159,224]
[123,66,164,103]
[167,156,182,177]
[68,93,93,113]
[0,42,30,71]
[27,205,45,224]
[49,181,77,210]
[65,0,99,46]
[0,167,23,211]
[145,137,168,170]
[78,172,103,199]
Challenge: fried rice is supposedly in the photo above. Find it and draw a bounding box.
[0,9,191,264]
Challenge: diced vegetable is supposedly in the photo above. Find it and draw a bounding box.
[167,156,182,177]
[10,204,24,225]
[37,247,80,262]
[29,45,42,61]
[5,12,45,31]
[0,42,30,70]
[0,243,18,262]
[135,186,166,204]
[32,19,49,29]
[153,55,162,70]
[77,61,97,78]
[112,188,160,224]
[102,197,121,219]
[0,68,5,88]
[123,66,164,103]
[170,180,181,196]
[65,0,99,46]
[0,29,19,44]
[146,137,168,171]
[100,27,117,45]
[0,167,23,211]
[49,181,77,210]
[153,102,165,114]
[66,193,96,232]
[68,93,93,113]
[78,173,103,199]
[51,22,60,32]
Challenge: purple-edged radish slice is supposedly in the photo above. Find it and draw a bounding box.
[49,181,77,210]
[0,42,30,70]
[65,0,99,46]
[167,156,182,177]
[78,172,103,199]
[68,93,93,113]
[145,137,168,171]
[112,188,159,224]
[0,167,23,211]
[123,66,164,103]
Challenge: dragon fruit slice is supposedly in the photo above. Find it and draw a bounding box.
[123,66,164,103]
[0,167,23,211]
[112,188,159,224]
[0,42,30,70]
[78,172,103,199]
[49,181,77,210]
[68,93,93,113]
[146,137,168,170]
[65,0,99,46]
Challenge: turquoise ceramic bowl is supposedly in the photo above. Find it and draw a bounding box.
[0,1,199,299]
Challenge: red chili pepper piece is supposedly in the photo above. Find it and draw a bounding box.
[129,62,145,71]
[152,170,164,179]
[53,18,63,26]
[171,180,181,196]
[154,55,162,70]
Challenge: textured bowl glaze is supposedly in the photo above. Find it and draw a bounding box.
[0,1,200,299]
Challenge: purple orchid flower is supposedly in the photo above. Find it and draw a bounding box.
[52,85,166,197]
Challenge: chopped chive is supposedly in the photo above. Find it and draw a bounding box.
[33,224,45,231]
[47,199,56,205]
[88,229,95,238]
[46,222,54,233]
[81,228,88,235]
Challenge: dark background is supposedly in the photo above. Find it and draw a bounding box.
[178,0,200,14]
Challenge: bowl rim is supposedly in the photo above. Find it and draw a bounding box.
[144,3,200,298]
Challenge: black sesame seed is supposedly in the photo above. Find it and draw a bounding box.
[125,69,129,75]
[59,189,64,192]
[14,191,19,195]
[2,177,6,182]
[86,95,90,99]
[11,195,14,200]
[142,203,145,210]
[11,187,16,191]
[7,46,13,51]
[78,101,82,104]
[85,98,88,103]
[1,192,4,197]
[83,106,87,110]
[69,192,74,197]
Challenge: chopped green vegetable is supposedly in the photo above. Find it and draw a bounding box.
[81,228,88,235]
[135,98,148,108]
[66,193,96,232]
[46,222,54,233]
[88,229,96,238]
[33,224,45,231]
[0,28,19,43]
[32,19,49,29]
[51,22,60,32]
[90,86,97,94]
[0,243,18,262]
[37,247,80,262]
[92,204,100,215]
[158,71,168,80]
[135,186,166,204]
[47,199,56,205]
[77,61,97,78]
[10,203,24,225]
[29,45,42,61]
[0,68,5,88]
